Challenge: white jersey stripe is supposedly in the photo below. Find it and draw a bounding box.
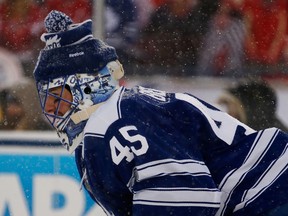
[136,158,206,170]
[85,133,104,138]
[234,143,288,211]
[136,159,211,181]
[133,187,221,208]
[127,159,211,190]
[116,86,124,119]
[216,128,279,216]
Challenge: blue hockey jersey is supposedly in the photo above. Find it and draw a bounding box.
[75,86,288,216]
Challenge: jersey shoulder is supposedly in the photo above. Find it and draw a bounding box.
[84,85,178,135]
[84,86,154,135]
[84,86,125,136]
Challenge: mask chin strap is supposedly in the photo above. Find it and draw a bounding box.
[70,102,104,124]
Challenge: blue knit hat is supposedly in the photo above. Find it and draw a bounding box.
[34,10,118,82]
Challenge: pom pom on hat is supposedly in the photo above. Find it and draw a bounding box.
[44,10,73,33]
[34,10,118,82]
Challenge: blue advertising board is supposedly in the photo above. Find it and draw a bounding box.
[0,131,105,216]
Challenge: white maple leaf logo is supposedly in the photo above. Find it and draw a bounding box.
[45,35,61,49]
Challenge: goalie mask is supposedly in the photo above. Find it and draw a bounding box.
[33,10,124,153]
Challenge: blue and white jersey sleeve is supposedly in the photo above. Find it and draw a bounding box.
[82,86,224,216]
[174,91,288,215]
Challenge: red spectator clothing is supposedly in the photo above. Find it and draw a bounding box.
[151,0,167,8]
[44,0,92,23]
[0,2,45,53]
[243,0,288,64]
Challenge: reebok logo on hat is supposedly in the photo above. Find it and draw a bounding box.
[69,52,85,58]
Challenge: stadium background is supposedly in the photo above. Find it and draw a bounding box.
[1,0,288,215]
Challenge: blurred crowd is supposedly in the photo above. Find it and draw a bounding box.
[0,0,288,130]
